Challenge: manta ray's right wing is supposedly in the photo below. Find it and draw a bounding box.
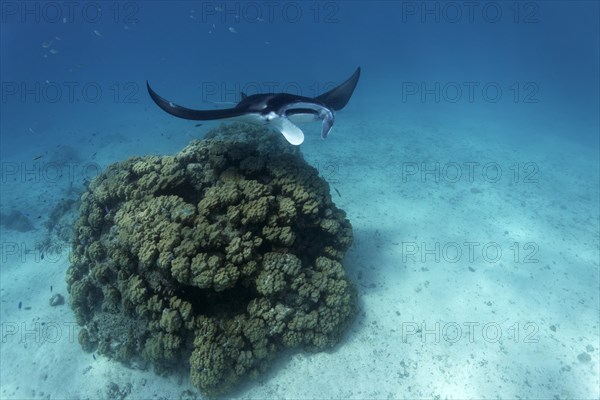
[315,67,361,111]
[146,81,246,121]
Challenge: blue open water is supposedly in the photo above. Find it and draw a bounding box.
[1,1,598,399]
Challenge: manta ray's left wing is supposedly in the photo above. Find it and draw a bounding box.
[146,81,246,121]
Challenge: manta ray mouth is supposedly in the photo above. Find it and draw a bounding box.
[281,102,335,140]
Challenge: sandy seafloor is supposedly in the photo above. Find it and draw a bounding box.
[0,112,598,399]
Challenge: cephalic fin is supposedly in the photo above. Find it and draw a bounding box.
[268,116,305,145]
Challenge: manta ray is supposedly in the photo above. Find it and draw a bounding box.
[146,67,361,145]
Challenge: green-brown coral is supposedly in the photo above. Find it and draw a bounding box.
[66,123,356,396]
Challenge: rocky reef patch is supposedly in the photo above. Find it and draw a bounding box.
[66,123,357,396]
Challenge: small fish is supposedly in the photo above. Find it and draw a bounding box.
[62,17,67,23]
[33,155,43,160]
[28,127,35,134]
[93,354,96,360]
[334,187,342,197]
[228,27,237,33]
[50,285,53,292]
[194,123,203,127]
[215,6,222,11]
[55,36,61,41]
[18,301,22,309]
[24,306,31,310]
[41,41,52,48]
[41,253,44,260]
[49,49,59,54]
[93,30,102,37]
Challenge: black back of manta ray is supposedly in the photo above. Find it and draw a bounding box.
[146,67,361,121]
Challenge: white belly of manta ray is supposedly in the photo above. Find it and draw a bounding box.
[228,112,327,146]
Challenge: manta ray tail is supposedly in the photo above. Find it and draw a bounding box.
[316,67,361,111]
